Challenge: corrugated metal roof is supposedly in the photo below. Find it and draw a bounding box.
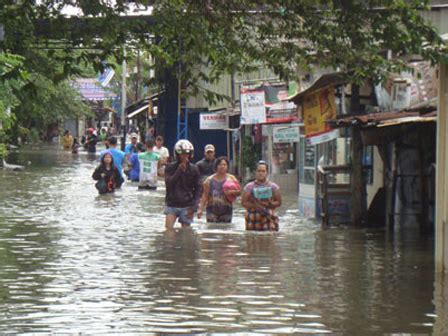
[125,91,163,113]
[331,110,437,128]
[127,104,150,119]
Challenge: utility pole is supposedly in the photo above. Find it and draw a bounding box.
[229,72,235,163]
[135,50,141,101]
[121,49,127,151]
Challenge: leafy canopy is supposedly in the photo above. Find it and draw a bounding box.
[1,0,447,96]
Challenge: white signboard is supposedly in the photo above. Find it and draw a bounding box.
[240,89,266,124]
[306,129,340,146]
[273,125,301,143]
[200,113,228,130]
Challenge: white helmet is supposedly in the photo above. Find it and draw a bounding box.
[174,139,194,158]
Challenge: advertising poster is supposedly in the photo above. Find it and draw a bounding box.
[200,113,228,130]
[273,124,301,143]
[303,86,338,145]
[240,88,266,124]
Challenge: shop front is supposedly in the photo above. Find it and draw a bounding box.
[261,122,301,193]
[288,73,349,219]
[298,133,347,218]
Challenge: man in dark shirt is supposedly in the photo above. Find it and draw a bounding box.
[164,140,201,230]
[85,128,98,153]
[196,144,216,182]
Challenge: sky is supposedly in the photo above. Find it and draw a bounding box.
[38,1,153,17]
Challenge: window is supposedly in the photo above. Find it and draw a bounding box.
[299,136,316,185]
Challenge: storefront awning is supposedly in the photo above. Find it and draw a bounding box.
[263,117,300,124]
[125,91,163,113]
[127,104,150,119]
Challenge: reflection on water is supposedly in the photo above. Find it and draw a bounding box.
[0,144,446,334]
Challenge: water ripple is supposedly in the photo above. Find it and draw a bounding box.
[0,144,441,335]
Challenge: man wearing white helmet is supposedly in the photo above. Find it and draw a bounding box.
[164,139,201,230]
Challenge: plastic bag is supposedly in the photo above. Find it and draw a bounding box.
[95,178,108,194]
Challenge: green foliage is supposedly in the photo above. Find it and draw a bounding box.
[0,52,26,112]
[0,52,92,146]
[0,143,7,160]
[0,52,25,148]
[28,128,40,144]
[241,135,260,173]
[18,127,30,143]
[14,75,91,131]
[0,14,95,144]
[0,53,27,81]
[0,0,446,104]
[146,0,447,87]
[0,51,92,142]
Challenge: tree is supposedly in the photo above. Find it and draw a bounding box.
[0,52,27,155]
[0,48,92,144]
[2,1,446,101]
[13,75,90,132]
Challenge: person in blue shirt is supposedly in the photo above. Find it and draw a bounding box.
[125,133,139,156]
[100,136,126,181]
[128,142,145,182]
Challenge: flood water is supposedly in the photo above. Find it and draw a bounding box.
[0,144,447,335]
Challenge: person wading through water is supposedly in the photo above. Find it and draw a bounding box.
[84,128,98,153]
[241,161,282,231]
[92,151,122,194]
[164,140,201,231]
[197,156,241,223]
[138,139,161,190]
[100,137,125,186]
[196,144,217,181]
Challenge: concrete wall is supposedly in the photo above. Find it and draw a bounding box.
[63,119,78,138]
[185,66,278,110]
[420,8,448,35]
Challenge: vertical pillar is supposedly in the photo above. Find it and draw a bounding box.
[121,50,127,151]
[350,84,367,226]
[351,127,367,225]
[433,273,448,333]
[385,143,396,230]
[436,63,448,273]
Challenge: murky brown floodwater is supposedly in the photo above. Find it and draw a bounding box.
[0,144,447,335]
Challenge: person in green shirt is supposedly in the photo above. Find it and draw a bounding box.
[99,127,108,142]
[138,139,161,190]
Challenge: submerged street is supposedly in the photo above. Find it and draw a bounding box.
[0,145,444,334]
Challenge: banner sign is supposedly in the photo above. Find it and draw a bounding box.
[306,129,340,146]
[303,86,337,145]
[200,113,228,130]
[264,84,296,119]
[240,88,266,124]
[98,67,115,87]
[273,124,301,143]
[71,78,116,101]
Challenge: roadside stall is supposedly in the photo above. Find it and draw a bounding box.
[289,73,349,219]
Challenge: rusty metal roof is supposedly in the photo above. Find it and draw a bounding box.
[330,110,437,128]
